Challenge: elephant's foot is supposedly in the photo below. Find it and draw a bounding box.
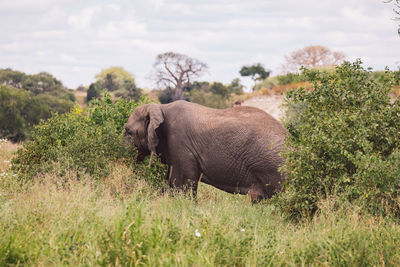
[248,186,265,203]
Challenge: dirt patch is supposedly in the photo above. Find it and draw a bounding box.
[242,94,285,121]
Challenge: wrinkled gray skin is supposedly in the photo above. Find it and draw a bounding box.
[125,100,287,201]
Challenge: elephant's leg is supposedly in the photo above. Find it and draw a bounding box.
[168,160,200,198]
[248,184,265,203]
[250,170,283,202]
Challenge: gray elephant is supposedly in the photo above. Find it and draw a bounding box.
[125,100,287,201]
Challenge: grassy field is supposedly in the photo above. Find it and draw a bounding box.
[1,141,400,266]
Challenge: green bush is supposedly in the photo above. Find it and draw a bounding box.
[12,92,166,184]
[0,68,73,100]
[276,73,306,85]
[0,85,73,141]
[278,60,400,219]
[189,90,230,109]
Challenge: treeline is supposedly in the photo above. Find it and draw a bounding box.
[0,68,75,101]
[158,79,244,108]
[256,67,400,96]
[0,69,75,141]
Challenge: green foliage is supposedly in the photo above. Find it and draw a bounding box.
[12,92,163,182]
[239,63,271,90]
[95,66,135,90]
[0,85,73,141]
[210,82,229,98]
[239,63,270,80]
[0,69,72,100]
[159,79,244,108]
[158,87,174,104]
[227,78,245,95]
[275,73,305,85]
[278,60,400,219]
[189,90,230,109]
[92,66,142,101]
[113,80,143,102]
[86,82,101,103]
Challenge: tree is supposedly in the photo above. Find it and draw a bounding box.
[0,68,74,101]
[86,83,101,103]
[227,78,245,95]
[384,0,400,35]
[239,63,271,91]
[95,66,135,92]
[210,82,230,98]
[152,52,208,102]
[0,85,73,141]
[114,80,142,102]
[281,45,346,73]
[94,66,142,101]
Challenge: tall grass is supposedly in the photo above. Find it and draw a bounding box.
[1,141,400,266]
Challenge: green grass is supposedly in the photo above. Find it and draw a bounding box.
[1,142,400,266]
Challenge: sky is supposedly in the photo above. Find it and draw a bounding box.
[0,0,399,90]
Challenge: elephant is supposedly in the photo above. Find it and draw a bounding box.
[124,100,287,201]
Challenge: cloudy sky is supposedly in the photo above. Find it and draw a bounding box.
[0,0,399,90]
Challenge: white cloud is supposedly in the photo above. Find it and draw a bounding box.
[60,53,78,64]
[107,4,121,11]
[67,6,100,29]
[0,0,58,10]
[0,0,398,89]
[32,30,65,39]
[98,19,148,39]
[149,0,164,9]
[0,41,34,52]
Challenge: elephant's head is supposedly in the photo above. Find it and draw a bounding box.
[125,104,164,162]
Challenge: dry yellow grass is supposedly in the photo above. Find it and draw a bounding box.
[72,90,88,108]
[391,85,400,99]
[0,140,20,172]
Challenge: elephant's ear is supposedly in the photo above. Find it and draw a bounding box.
[147,104,164,153]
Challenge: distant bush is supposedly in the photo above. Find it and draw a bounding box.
[158,80,244,108]
[12,92,166,184]
[278,60,400,219]
[0,68,73,100]
[275,73,305,85]
[86,82,102,103]
[0,85,73,141]
[88,67,143,102]
[189,90,230,109]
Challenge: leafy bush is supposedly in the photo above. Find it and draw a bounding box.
[275,73,306,85]
[0,85,73,141]
[158,80,243,108]
[12,92,166,184]
[278,60,400,219]
[0,68,73,99]
[189,90,230,109]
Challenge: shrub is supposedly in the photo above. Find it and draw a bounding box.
[12,92,166,184]
[276,73,306,85]
[189,90,230,109]
[0,85,73,141]
[278,60,400,219]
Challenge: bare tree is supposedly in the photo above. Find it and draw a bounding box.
[383,0,400,35]
[152,52,208,101]
[281,45,346,73]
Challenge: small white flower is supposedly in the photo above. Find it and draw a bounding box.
[195,229,201,237]
[241,228,246,232]
[4,160,10,163]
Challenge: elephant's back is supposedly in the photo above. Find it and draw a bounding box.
[165,100,286,145]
